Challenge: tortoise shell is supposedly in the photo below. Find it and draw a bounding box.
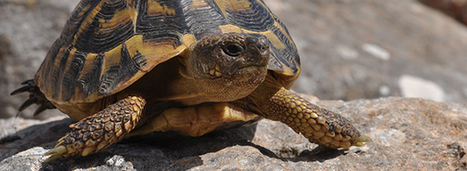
[35,0,300,106]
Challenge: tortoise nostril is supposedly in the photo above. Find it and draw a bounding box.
[244,36,269,52]
[252,36,269,52]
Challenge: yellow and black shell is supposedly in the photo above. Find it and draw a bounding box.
[35,0,300,105]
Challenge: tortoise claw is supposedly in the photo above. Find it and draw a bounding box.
[33,104,48,117]
[10,79,35,95]
[10,84,34,96]
[44,145,67,163]
[11,79,55,116]
[21,79,34,85]
[18,96,38,111]
[354,135,372,147]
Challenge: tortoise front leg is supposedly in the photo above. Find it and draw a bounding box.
[247,77,370,149]
[44,96,146,162]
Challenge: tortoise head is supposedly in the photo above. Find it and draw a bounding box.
[183,33,269,78]
[179,33,270,101]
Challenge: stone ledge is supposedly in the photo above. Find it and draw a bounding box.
[0,97,465,170]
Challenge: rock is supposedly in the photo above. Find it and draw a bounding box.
[0,116,71,160]
[0,34,13,60]
[398,75,446,102]
[0,0,76,119]
[271,0,467,103]
[1,97,466,170]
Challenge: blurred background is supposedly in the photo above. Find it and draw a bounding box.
[1,0,466,120]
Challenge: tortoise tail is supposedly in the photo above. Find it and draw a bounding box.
[11,79,56,116]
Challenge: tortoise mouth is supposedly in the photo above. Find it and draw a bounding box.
[235,64,268,74]
[206,60,268,78]
[225,65,268,86]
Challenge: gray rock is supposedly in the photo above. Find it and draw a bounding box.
[270,0,467,103]
[0,0,77,119]
[1,97,466,170]
[398,75,446,102]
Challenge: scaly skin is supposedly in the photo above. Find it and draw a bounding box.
[246,76,370,149]
[44,96,146,162]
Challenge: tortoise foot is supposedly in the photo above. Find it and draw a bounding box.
[10,79,55,116]
[249,78,371,149]
[44,96,146,162]
[270,88,370,149]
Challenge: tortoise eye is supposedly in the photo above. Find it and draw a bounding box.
[223,44,243,57]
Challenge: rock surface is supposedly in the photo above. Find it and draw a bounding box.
[0,97,466,170]
[273,0,467,103]
[0,0,76,119]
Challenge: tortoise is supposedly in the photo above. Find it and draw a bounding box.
[12,0,369,162]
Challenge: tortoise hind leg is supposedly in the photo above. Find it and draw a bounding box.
[10,79,55,116]
[44,95,146,162]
